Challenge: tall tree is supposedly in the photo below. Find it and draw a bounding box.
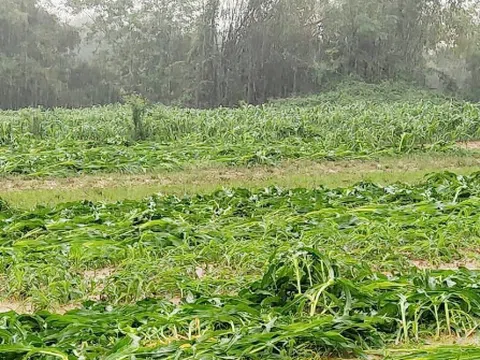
[0,0,79,108]
[2,0,480,109]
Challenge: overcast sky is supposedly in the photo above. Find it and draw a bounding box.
[41,0,95,25]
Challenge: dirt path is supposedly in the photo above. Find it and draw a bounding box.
[457,141,480,150]
[0,162,372,192]
[1,154,479,208]
[1,154,479,192]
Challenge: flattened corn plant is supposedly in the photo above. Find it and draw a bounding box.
[0,86,479,176]
[2,172,480,358]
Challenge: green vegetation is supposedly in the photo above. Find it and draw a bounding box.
[2,172,480,358]
[4,0,480,109]
[1,83,480,358]
[3,0,480,357]
[1,154,480,208]
[0,85,479,176]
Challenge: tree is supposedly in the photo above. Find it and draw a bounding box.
[2,0,480,109]
[0,0,119,109]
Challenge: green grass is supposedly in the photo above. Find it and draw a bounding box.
[2,172,480,358]
[1,153,479,208]
[382,346,480,359]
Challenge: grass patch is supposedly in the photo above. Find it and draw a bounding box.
[1,153,479,208]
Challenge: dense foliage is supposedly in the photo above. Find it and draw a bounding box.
[0,0,118,109]
[2,0,480,108]
[2,172,480,358]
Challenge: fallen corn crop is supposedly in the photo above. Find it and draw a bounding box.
[2,172,480,358]
[0,88,479,176]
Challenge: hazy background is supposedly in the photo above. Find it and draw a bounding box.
[1,0,480,109]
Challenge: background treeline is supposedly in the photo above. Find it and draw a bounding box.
[2,0,480,109]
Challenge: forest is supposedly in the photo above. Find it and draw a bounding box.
[1,0,480,109]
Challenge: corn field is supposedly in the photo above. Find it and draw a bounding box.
[1,172,480,358]
[2,85,480,359]
[0,87,479,176]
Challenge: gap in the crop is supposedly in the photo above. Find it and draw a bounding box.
[410,259,480,270]
[457,141,480,150]
[0,300,81,315]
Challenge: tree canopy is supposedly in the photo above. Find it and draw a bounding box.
[1,0,480,109]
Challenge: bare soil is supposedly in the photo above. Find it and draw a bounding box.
[83,267,116,281]
[0,300,81,314]
[0,300,33,314]
[457,141,480,150]
[411,259,480,270]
